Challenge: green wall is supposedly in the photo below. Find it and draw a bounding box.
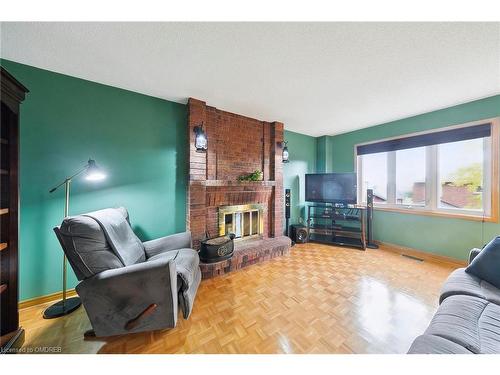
[315,136,333,173]
[1,59,318,300]
[283,130,317,227]
[1,60,188,300]
[327,95,500,260]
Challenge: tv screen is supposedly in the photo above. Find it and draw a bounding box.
[305,173,357,204]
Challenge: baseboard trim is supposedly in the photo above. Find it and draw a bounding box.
[376,241,467,268]
[19,289,78,310]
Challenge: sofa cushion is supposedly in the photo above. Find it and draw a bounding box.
[146,250,179,263]
[57,215,124,280]
[83,207,146,267]
[424,295,500,354]
[466,236,500,289]
[408,334,473,354]
[143,231,192,258]
[440,268,500,306]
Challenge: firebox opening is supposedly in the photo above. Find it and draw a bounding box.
[219,204,264,240]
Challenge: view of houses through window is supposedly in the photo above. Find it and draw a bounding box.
[358,133,489,215]
[438,138,484,210]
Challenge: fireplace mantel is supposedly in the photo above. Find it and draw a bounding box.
[202,180,277,187]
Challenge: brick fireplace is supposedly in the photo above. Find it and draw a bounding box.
[187,98,291,278]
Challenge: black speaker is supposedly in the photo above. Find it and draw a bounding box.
[366,189,378,249]
[290,224,308,244]
[367,189,373,208]
[285,189,291,219]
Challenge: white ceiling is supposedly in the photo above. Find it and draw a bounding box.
[1,22,499,137]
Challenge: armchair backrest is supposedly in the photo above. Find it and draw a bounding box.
[54,207,146,280]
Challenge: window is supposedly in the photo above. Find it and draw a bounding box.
[395,146,426,206]
[356,118,499,221]
[358,152,388,204]
[438,138,485,211]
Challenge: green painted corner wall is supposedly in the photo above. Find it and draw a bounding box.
[315,136,333,173]
[1,59,318,300]
[327,95,500,260]
[283,130,317,227]
[1,59,188,300]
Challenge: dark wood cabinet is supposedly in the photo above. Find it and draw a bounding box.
[0,67,28,353]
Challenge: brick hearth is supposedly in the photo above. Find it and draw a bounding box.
[186,98,290,277]
[199,236,291,279]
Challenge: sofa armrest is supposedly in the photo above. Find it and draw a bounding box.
[76,257,178,337]
[143,231,193,258]
[468,248,482,264]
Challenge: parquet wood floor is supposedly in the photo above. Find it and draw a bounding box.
[19,243,457,354]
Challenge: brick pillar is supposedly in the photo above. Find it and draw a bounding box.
[270,121,284,237]
[205,108,218,180]
[187,98,207,249]
[262,121,271,180]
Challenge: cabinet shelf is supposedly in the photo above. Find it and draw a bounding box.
[308,233,366,248]
[1,66,27,351]
[310,227,362,235]
[307,205,366,250]
[309,223,362,233]
[309,215,360,221]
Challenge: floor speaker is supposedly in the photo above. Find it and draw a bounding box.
[290,224,308,244]
[285,189,291,237]
[285,189,291,219]
[366,189,379,249]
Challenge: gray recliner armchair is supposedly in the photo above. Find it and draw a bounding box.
[54,207,201,337]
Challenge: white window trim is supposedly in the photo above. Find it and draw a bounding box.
[354,117,499,222]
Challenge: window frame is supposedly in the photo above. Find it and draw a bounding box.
[355,117,499,223]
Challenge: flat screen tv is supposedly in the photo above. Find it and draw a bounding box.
[305,173,357,205]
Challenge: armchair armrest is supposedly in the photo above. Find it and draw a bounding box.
[468,248,482,264]
[143,231,192,258]
[76,257,178,337]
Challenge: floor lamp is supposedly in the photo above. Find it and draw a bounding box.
[43,159,106,319]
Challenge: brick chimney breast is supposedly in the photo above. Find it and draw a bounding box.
[187,98,284,250]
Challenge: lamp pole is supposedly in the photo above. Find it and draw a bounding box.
[43,159,105,319]
[62,178,70,307]
[43,176,81,319]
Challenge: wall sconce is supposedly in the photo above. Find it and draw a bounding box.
[193,123,208,152]
[282,141,290,163]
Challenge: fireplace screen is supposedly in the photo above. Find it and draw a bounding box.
[218,204,264,239]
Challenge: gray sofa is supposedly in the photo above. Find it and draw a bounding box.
[408,248,500,354]
[54,207,201,337]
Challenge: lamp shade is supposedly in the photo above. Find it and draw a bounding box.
[85,159,106,181]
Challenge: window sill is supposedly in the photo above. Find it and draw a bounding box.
[373,205,498,223]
